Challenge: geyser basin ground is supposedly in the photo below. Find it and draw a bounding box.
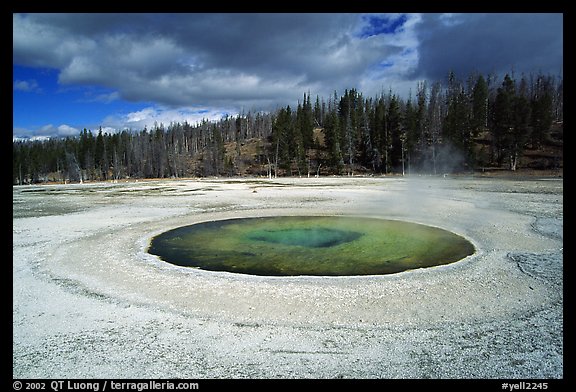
[13,176,563,378]
[149,216,475,276]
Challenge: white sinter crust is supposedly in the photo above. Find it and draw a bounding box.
[13,176,563,378]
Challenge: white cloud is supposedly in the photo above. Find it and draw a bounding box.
[13,123,80,139]
[57,124,79,136]
[102,106,236,131]
[438,13,464,27]
[90,91,120,103]
[13,79,41,93]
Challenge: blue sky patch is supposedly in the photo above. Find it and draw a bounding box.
[359,14,408,38]
[13,65,147,133]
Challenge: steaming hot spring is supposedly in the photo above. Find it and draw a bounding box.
[148,216,475,276]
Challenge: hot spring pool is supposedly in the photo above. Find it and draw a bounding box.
[148,216,475,276]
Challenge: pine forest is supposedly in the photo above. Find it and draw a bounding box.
[13,71,563,184]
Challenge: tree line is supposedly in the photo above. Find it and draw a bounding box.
[13,71,562,184]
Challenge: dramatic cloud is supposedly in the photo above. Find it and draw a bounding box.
[13,13,563,138]
[411,13,563,80]
[13,13,419,109]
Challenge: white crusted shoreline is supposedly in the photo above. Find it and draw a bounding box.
[13,176,563,378]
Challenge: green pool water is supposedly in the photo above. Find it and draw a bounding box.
[148,216,475,276]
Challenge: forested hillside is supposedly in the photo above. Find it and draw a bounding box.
[13,71,562,184]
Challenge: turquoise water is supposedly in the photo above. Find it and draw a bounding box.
[148,216,475,276]
[247,227,363,248]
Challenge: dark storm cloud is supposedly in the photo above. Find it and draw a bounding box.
[13,13,414,112]
[13,12,563,126]
[411,13,563,81]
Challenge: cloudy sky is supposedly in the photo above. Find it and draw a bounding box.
[13,13,563,139]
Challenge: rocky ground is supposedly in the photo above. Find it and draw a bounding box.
[12,175,563,379]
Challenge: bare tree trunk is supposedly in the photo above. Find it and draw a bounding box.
[274,136,280,178]
[401,138,405,176]
[432,144,437,175]
[510,152,518,171]
[266,156,272,179]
